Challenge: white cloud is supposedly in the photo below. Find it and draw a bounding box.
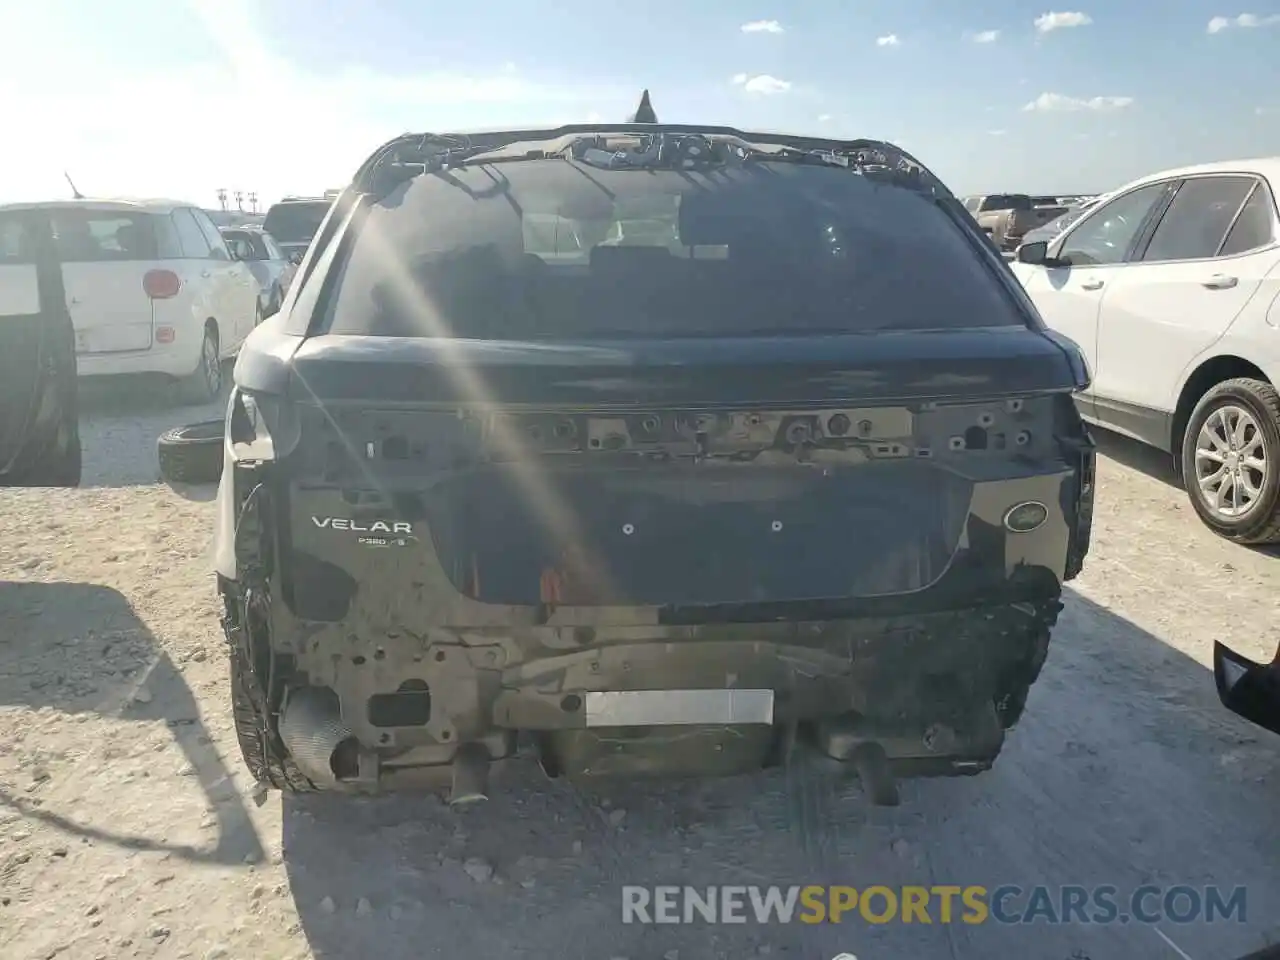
[817,113,833,122]
[740,19,784,34]
[876,34,901,47]
[0,0,620,207]
[969,29,1001,43]
[988,129,1007,137]
[732,74,792,94]
[1208,13,1280,33]
[1022,92,1134,112]
[1034,11,1093,34]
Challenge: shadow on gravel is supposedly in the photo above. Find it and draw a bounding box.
[1091,427,1181,491]
[280,590,1280,960]
[76,373,229,489]
[1092,427,1280,561]
[0,580,263,867]
[75,365,232,420]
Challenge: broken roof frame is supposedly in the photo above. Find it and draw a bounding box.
[350,90,951,201]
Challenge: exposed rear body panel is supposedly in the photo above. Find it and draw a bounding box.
[211,122,1096,799]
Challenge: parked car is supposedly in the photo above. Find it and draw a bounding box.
[262,196,334,263]
[0,199,260,404]
[220,225,297,317]
[181,97,1095,805]
[0,207,81,486]
[1019,197,1101,247]
[1011,158,1280,543]
[963,194,1069,251]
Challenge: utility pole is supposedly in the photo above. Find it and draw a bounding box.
[216,188,228,211]
[233,190,244,212]
[248,191,258,214]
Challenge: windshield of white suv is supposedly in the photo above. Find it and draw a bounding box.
[323,160,1023,339]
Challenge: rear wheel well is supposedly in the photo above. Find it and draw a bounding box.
[1171,356,1269,471]
[204,318,220,354]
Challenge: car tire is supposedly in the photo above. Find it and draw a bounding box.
[1180,377,1280,545]
[225,613,319,793]
[230,643,271,785]
[178,324,223,405]
[228,643,317,793]
[157,420,224,485]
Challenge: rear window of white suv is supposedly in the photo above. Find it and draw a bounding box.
[322,160,1024,339]
[46,210,159,262]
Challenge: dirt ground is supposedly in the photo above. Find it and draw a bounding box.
[2,386,1279,960]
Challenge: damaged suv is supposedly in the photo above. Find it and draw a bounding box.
[210,97,1095,806]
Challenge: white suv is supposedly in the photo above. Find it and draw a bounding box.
[1011,158,1280,543]
[0,199,261,403]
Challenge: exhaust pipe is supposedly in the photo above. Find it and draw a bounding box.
[449,742,491,806]
[278,687,360,788]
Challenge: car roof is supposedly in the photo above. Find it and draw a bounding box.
[0,197,195,214]
[1107,156,1280,198]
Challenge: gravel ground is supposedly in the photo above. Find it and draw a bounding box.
[2,383,1280,960]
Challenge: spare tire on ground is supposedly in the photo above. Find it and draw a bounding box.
[158,420,225,485]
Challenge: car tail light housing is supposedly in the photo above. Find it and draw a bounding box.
[143,269,181,299]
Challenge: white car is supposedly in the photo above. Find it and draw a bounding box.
[0,198,261,403]
[1011,157,1280,543]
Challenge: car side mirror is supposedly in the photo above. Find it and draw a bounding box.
[1015,240,1050,265]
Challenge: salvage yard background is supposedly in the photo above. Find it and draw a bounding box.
[2,384,1280,960]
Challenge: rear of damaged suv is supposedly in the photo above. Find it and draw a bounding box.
[213,122,1094,805]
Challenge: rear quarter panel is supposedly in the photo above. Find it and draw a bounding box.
[1165,253,1280,415]
[155,257,219,357]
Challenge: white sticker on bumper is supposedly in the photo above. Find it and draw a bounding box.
[584,689,775,727]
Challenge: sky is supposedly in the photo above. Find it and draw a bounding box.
[2,0,1279,207]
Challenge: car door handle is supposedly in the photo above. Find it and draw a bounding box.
[1202,274,1238,290]
[1081,279,1105,291]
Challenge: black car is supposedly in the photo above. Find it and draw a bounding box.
[201,96,1095,805]
[0,206,82,487]
[261,196,334,264]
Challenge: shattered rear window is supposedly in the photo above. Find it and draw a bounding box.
[323,159,1025,339]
